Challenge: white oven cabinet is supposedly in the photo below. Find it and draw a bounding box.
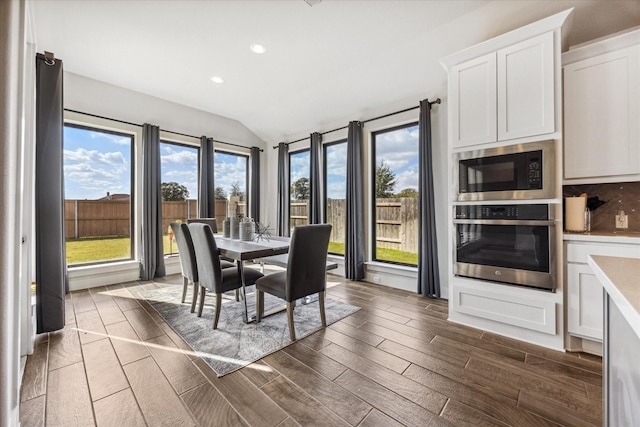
[448,32,555,149]
[566,239,640,342]
[563,29,640,183]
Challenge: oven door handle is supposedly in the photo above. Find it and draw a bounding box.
[453,219,557,226]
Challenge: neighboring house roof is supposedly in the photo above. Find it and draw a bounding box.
[97,193,130,201]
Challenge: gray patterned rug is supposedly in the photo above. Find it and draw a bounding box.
[141,284,360,376]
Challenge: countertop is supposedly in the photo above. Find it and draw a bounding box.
[564,231,640,244]
[588,255,640,339]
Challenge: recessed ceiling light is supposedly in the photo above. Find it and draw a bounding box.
[250,43,266,54]
[210,76,224,84]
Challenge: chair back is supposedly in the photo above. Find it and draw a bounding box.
[188,223,223,293]
[170,222,197,282]
[187,218,218,233]
[286,224,332,301]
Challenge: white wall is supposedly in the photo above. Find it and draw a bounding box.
[263,94,450,297]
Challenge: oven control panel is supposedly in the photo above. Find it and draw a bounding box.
[455,204,549,220]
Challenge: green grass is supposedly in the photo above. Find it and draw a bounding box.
[66,235,177,265]
[328,241,417,266]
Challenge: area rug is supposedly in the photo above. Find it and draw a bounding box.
[141,283,360,376]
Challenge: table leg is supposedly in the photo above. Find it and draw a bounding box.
[237,261,250,323]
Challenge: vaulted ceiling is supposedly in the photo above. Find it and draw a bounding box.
[32,0,640,143]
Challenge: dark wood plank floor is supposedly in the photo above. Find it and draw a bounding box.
[19,272,602,426]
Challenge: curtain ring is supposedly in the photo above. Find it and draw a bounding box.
[44,51,55,66]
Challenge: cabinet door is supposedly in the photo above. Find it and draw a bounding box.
[497,32,555,141]
[567,263,603,341]
[564,45,640,179]
[450,52,497,148]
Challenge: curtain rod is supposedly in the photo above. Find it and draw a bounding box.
[63,108,264,152]
[272,98,441,149]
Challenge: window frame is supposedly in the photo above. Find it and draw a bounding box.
[370,121,419,267]
[63,121,136,267]
[323,139,347,256]
[214,148,250,217]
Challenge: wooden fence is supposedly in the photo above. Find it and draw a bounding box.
[65,199,232,239]
[292,198,418,254]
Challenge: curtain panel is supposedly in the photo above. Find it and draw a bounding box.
[309,132,323,224]
[250,146,260,222]
[35,53,67,333]
[140,123,166,280]
[198,136,215,218]
[417,100,440,298]
[276,142,290,236]
[345,121,365,280]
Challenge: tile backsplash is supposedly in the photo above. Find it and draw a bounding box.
[563,181,640,232]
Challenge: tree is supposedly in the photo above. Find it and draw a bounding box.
[396,188,419,198]
[291,177,310,200]
[161,182,189,201]
[229,182,245,200]
[214,186,227,200]
[375,163,396,198]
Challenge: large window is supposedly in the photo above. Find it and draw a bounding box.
[324,141,347,255]
[63,123,133,265]
[160,141,199,255]
[289,149,310,233]
[214,150,248,220]
[371,123,419,265]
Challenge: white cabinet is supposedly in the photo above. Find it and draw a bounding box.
[449,32,556,149]
[566,240,640,342]
[563,30,640,182]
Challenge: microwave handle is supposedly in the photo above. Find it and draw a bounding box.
[453,219,556,226]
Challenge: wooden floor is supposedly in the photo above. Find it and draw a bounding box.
[19,272,603,426]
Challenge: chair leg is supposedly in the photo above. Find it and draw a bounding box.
[181,276,188,303]
[319,291,326,327]
[190,281,199,313]
[287,301,296,341]
[235,289,239,302]
[197,287,206,317]
[256,290,264,322]
[213,293,222,329]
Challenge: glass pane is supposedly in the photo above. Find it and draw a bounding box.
[214,151,248,221]
[63,125,133,265]
[160,142,199,255]
[289,150,310,233]
[373,124,419,265]
[325,142,347,255]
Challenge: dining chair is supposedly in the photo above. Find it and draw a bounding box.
[188,223,264,329]
[254,224,332,341]
[170,222,234,313]
[187,218,218,233]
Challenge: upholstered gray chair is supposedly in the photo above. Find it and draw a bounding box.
[188,223,264,329]
[170,222,234,313]
[255,224,332,341]
[187,218,218,232]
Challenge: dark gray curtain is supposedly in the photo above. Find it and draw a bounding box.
[309,132,323,224]
[276,142,290,236]
[417,100,440,298]
[35,53,66,333]
[345,121,365,280]
[250,146,260,222]
[140,124,165,280]
[199,136,215,218]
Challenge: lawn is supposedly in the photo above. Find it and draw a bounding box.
[328,241,418,266]
[66,235,177,265]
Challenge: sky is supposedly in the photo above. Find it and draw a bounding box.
[288,124,419,200]
[63,125,247,201]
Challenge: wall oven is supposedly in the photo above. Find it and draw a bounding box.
[454,140,555,201]
[453,204,556,291]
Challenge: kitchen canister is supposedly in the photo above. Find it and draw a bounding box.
[230,216,240,239]
[239,218,254,241]
[565,196,587,232]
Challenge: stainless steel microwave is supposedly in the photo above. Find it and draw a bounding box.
[453,140,556,201]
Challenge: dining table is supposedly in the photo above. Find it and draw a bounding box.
[214,235,290,323]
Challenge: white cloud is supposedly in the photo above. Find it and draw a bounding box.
[375,125,419,171]
[161,146,198,164]
[64,147,127,168]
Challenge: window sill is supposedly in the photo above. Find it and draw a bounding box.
[365,261,418,277]
[68,260,140,291]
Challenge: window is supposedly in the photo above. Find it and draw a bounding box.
[324,141,347,255]
[160,141,199,255]
[289,149,310,233]
[214,150,249,220]
[371,123,419,265]
[63,123,134,265]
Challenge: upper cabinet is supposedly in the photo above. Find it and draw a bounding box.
[442,10,571,150]
[563,29,640,183]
